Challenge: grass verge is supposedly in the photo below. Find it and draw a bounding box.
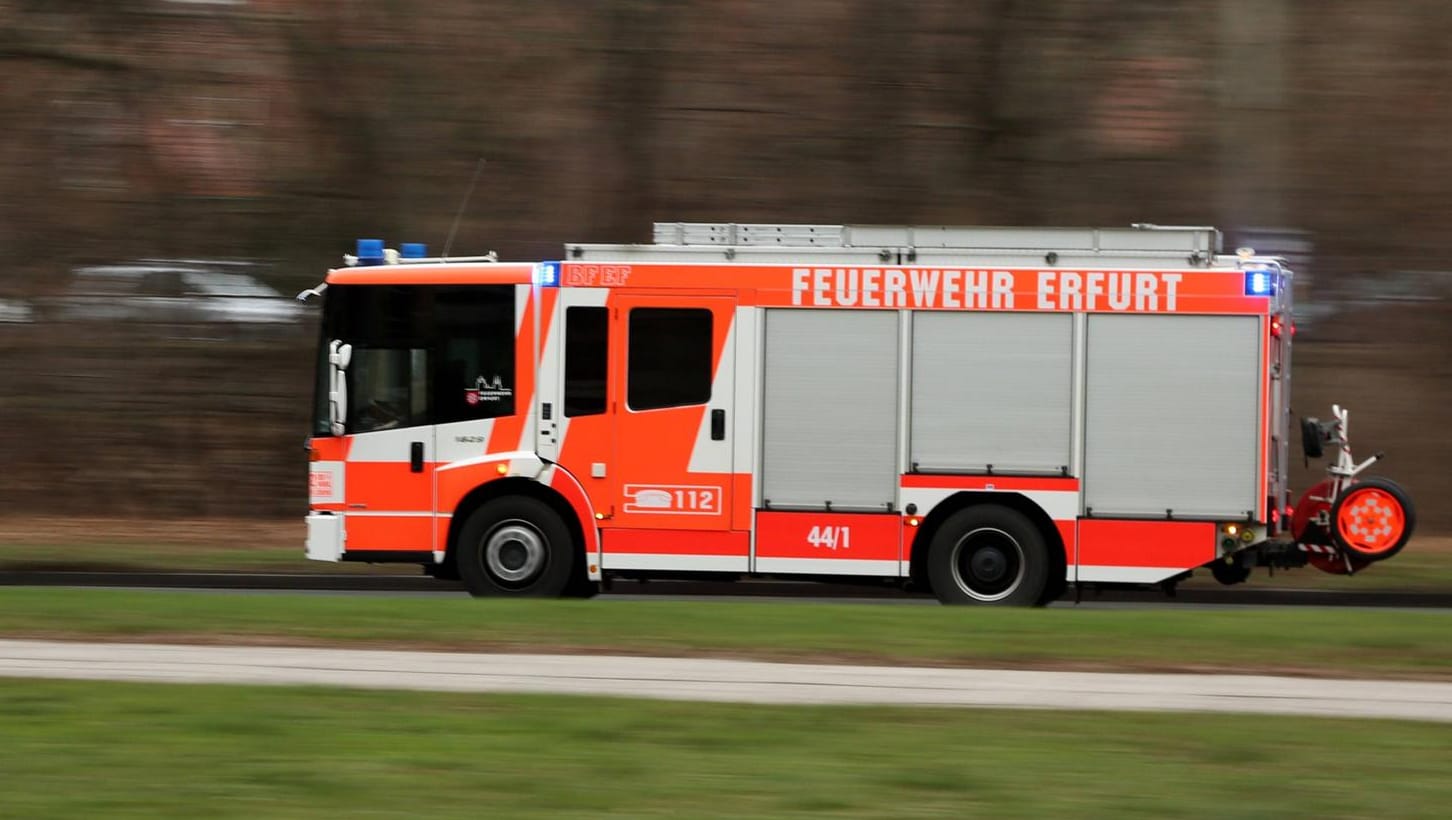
[0,518,405,574]
[0,542,410,573]
[2,679,1449,818]
[2,518,1450,589]
[1,588,1449,679]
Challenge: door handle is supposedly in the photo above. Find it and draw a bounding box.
[410,441,424,473]
[711,409,726,441]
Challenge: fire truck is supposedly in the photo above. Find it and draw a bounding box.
[302,223,1415,605]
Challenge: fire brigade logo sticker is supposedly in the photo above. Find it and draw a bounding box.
[308,464,342,504]
[623,484,722,515]
[466,375,512,406]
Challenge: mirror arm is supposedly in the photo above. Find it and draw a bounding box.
[327,340,351,436]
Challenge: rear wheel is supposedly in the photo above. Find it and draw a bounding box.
[1330,478,1414,562]
[1037,565,1068,605]
[456,496,575,597]
[927,505,1050,606]
[1210,558,1252,586]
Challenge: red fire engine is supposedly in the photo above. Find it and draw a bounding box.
[302,223,1414,604]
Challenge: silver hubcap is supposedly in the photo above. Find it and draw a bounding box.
[484,520,547,584]
[950,526,1026,602]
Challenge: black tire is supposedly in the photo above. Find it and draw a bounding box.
[455,496,576,597]
[1329,477,1415,562]
[563,569,601,599]
[1210,558,1252,586]
[1037,572,1068,606]
[424,560,461,582]
[927,505,1050,606]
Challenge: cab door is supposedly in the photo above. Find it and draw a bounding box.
[343,343,436,554]
[603,294,744,569]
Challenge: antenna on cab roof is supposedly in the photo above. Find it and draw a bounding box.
[442,157,486,261]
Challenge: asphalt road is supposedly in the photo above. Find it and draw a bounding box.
[4,570,1451,608]
[2,639,1449,721]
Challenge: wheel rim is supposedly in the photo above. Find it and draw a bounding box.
[483,520,548,586]
[1336,487,1406,555]
[950,527,1025,602]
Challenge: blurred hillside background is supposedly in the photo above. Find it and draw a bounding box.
[1,0,1448,529]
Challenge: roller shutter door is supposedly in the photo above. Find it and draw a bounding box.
[911,312,1072,474]
[1084,315,1260,518]
[761,309,899,510]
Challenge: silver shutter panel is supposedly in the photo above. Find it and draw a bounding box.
[911,312,1072,473]
[762,309,899,509]
[1084,315,1260,518]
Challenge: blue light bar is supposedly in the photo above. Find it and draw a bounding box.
[534,261,560,287]
[356,238,385,266]
[1244,269,1275,296]
[401,242,427,259]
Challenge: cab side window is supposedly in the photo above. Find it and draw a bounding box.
[344,286,430,433]
[565,306,608,417]
[434,287,516,423]
[627,307,713,410]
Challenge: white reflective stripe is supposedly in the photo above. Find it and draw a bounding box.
[549,288,610,459]
[1023,491,1078,521]
[732,306,759,484]
[435,450,543,477]
[1076,565,1186,584]
[515,284,530,333]
[434,418,497,465]
[688,311,736,474]
[345,427,431,462]
[900,488,1079,521]
[754,557,901,576]
[600,554,748,572]
[343,511,436,517]
[516,283,538,452]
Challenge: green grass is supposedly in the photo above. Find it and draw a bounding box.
[1,679,1449,818]
[0,542,411,573]
[2,588,1449,679]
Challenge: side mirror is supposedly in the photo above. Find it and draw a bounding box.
[295,283,328,303]
[328,341,352,436]
[1300,415,1336,462]
[329,340,352,370]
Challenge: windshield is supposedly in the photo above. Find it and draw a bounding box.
[312,284,517,436]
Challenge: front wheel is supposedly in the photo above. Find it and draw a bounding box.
[456,496,576,597]
[927,505,1050,606]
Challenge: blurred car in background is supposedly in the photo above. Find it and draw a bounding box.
[0,297,34,323]
[46,259,305,338]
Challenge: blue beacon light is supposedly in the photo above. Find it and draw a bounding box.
[1244,269,1274,296]
[535,262,560,287]
[356,238,385,266]
[401,243,427,260]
